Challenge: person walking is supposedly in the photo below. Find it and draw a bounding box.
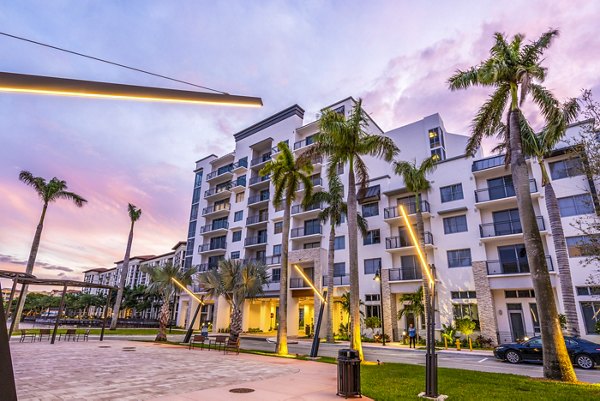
[408,323,417,348]
[201,322,209,337]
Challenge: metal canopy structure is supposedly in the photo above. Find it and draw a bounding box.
[0,270,118,401]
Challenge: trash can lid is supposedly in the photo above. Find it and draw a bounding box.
[338,349,359,359]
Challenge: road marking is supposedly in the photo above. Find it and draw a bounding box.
[478,358,488,363]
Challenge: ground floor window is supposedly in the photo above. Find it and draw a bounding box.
[581,302,600,334]
[365,304,381,319]
[453,303,480,329]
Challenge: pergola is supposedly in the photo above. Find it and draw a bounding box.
[0,270,117,401]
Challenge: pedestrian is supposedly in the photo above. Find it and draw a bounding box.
[408,323,417,348]
[201,322,208,337]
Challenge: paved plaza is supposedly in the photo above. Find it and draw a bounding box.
[10,339,361,400]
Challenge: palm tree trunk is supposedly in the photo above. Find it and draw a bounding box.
[509,109,577,382]
[12,203,48,331]
[326,224,336,343]
[111,220,135,330]
[544,182,580,336]
[276,199,291,355]
[155,297,170,341]
[347,166,364,360]
[230,304,243,341]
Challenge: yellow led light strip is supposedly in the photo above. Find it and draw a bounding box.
[171,277,204,304]
[293,264,326,303]
[398,204,435,288]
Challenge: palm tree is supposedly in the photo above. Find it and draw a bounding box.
[310,174,368,343]
[448,29,577,382]
[260,142,313,355]
[514,100,580,336]
[111,203,142,330]
[197,259,268,340]
[142,262,196,341]
[12,170,87,329]
[397,286,425,340]
[307,99,398,360]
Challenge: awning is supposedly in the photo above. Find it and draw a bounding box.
[358,185,380,204]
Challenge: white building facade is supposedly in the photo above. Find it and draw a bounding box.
[178,97,600,344]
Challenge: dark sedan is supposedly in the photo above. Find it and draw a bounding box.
[494,336,600,369]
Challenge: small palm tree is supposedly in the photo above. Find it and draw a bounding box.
[197,259,268,341]
[307,99,398,360]
[142,262,196,341]
[397,286,425,340]
[310,174,368,343]
[12,171,87,329]
[260,141,313,355]
[111,203,143,330]
[448,28,577,382]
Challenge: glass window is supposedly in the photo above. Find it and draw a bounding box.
[566,235,595,257]
[549,157,584,180]
[274,221,283,234]
[303,242,321,249]
[190,204,199,220]
[192,187,201,203]
[334,262,346,277]
[443,215,468,234]
[363,229,381,245]
[431,147,445,161]
[364,258,381,274]
[440,183,464,202]
[365,304,381,319]
[273,244,282,256]
[271,268,281,282]
[487,175,514,200]
[194,172,203,187]
[234,210,243,222]
[232,231,242,242]
[558,194,595,217]
[451,291,476,299]
[429,127,442,148]
[447,249,472,267]
[334,236,345,250]
[362,202,379,217]
[231,251,240,259]
[187,221,197,238]
[236,192,245,203]
[498,244,529,273]
[580,302,600,334]
[304,218,321,235]
[452,304,479,326]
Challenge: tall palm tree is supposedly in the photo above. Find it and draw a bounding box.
[310,174,368,343]
[397,286,425,340]
[448,29,577,382]
[142,262,196,341]
[197,259,268,341]
[111,203,142,330]
[12,170,87,329]
[260,141,313,355]
[307,99,398,360]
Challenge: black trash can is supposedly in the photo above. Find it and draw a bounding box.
[337,349,361,398]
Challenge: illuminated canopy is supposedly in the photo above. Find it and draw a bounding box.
[0,72,263,107]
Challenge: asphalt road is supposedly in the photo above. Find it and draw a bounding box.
[239,337,600,384]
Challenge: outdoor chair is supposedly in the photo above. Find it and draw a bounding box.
[224,337,240,355]
[76,329,90,342]
[58,328,76,341]
[38,329,51,341]
[189,334,208,350]
[213,335,227,351]
[19,329,36,343]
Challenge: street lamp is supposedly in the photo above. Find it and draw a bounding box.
[373,268,386,346]
[293,264,326,358]
[171,278,205,344]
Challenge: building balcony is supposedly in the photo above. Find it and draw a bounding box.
[199,221,229,235]
[479,216,546,241]
[244,235,268,248]
[248,192,270,207]
[385,232,433,253]
[293,137,315,152]
[245,255,281,265]
[198,242,227,254]
[297,177,323,192]
[389,266,423,281]
[322,274,350,286]
[474,179,538,206]
[204,183,233,201]
[290,276,313,289]
[250,153,272,168]
[201,203,231,218]
[206,167,233,183]
[197,263,219,273]
[383,200,431,222]
[472,154,532,174]
[232,159,248,174]
[271,140,289,154]
[230,176,247,193]
[291,202,323,217]
[246,214,269,227]
[249,174,270,188]
[486,256,554,275]
[291,225,322,239]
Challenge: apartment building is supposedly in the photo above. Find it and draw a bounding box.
[178,97,600,344]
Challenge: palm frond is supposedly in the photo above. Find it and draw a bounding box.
[128,203,142,222]
[448,67,481,91]
[468,84,510,156]
[56,191,88,207]
[529,83,561,122]
[521,29,559,66]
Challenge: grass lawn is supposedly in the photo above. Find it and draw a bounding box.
[12,328,187,336]
[361,362,600,401]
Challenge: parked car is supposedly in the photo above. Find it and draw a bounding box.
[494,336,600,369]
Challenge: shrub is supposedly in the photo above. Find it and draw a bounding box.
[365,316,381,330]
[248,328,262,333]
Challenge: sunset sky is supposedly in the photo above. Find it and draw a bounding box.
[1,1,599,286]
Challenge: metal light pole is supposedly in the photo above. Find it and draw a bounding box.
[373,269,386,346]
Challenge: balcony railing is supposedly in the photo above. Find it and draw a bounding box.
[293,137,315,150]
[298,177,323,191]
[204,182,232,198]
[290,276,313,288]
[291,225,322,238]
[202,203,231,216]
[246,214,269,225]
[249,175,270,185]
[250,153,272,167]
[291,202,322,215]
[197,263,219,272]
[322,274,350,286]
[479,216,545,238]
[386,232,433,249]
[471,154,506,172]
[474,179,537,202]
[248,192,270,205]
[206,166,233,180]
[199,221,229,233]
[198,242,227,253]
[232,176,247,187]
[266,255,281,265]
[271,140,288,154]
[384,200,430,218]
[245,235,268,246]
[232,159,248,170]
[486,255,553,275]
[389,266,423,281]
